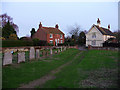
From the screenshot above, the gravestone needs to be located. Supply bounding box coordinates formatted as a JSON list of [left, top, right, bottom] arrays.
[[58, 48, 60, 53], [54, 50, 57, 54], [3, 51, 12, 65], [18, 52, 25, 63], [61, 47, 62, 52], [50, 48, 53, 55], [46, 50, 49, 56], [42, 50, 46, 57], [29, 47, 35, 60], [36, 49, 40, 59], [64, 47, 66, 51]]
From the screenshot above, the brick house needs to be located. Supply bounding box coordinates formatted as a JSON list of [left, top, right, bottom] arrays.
[[32, 22, 65, 46]]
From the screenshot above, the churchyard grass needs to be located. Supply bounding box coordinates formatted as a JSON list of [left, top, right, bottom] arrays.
[[2, 48, 79, 88], [39, 50, 118, 88]]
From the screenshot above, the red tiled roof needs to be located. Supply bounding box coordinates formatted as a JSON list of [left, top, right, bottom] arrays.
[[40, 27, 64, 35]]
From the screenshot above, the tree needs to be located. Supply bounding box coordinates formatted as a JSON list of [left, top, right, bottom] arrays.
[[9, 34, 17, 40], [0, 13, 19, 33], [2, 20, 17, 39], [30, 28, 36, 38], [78, 31, 86, 45], [68, 24, 81, 44]]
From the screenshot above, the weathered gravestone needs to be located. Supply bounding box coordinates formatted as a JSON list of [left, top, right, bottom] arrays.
[[58, 48, 60, 53], [29, 47, 35, 60], [3, 51, 12, 65], [36, 49, 40, 59], [61, 47, 62, 52], [50, 48, 53, 55], [42, 50, 46, 57], [18, 52, 25, 63], [46, 50, 49, 56], [54, 50, 57, 54], [64, 47, 66, 51]]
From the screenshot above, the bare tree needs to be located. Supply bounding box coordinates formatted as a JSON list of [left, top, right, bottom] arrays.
[[0, 13, 19, 33]]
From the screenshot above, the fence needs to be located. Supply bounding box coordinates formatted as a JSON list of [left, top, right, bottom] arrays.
[[1, 46, 78, 66], [88, 45, 119, 51]]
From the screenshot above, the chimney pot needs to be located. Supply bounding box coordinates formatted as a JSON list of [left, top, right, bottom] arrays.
[[39, 22, 42, 28], [55, 24, 59, 29], [97, 18, 101, 26], [108, 24, 110, 30]]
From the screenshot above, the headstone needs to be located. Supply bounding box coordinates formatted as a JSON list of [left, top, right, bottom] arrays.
[[50, 48, 53, 55], [61, 47, 62, 51], [36, 49, 40, 59], [42, 50, 46, 57], [29, 47, 35, 60], [46, 50, 49, 56], [58, 48, 60, 53], [54, 50, 57, 54], [64, 47, 66, 51], [3, 51, 12, 65], [18, 52, 25, 63]]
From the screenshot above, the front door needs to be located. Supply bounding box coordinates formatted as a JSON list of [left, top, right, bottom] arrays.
[[55, 39, 57, 46]]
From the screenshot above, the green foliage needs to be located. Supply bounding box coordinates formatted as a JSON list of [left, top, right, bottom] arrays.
[[78, 31, 86, 45], [2, 21, 17, 39], [2, 40, 33, 47], [9, 34, 18, 40]]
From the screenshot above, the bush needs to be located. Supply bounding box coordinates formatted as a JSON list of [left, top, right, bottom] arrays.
[[2, 40, 33, 47]]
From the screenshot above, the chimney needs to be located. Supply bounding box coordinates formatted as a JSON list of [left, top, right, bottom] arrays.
[[55, 24, 59, 29], [108, 24, 110, 30], [39, 22, 42, 28], [97, 18, 101, 26]]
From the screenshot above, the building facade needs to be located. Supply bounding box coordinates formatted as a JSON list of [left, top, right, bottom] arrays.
[[32, 22, 65, 46], [86, 18, 115, 47]]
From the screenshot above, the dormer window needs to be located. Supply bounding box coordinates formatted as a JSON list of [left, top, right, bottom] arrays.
[[92, 33, 96, 38], [60, 34, 62, 39], [50, 34, 53, 38]]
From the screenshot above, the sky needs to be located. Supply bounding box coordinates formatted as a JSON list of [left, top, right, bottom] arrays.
[[1, 1, 118, 38]]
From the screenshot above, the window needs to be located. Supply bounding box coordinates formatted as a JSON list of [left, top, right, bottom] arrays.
[[91, 40, 96, 45], [50, 40, 53, 44], [61, 40, 62, 43], [58, 39, 59, 44], [50, 34, 53, 38], [60, 34, 63, 39], [92, 33, 96, 38]]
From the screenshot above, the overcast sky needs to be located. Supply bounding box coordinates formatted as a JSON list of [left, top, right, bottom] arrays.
[[1, 2, 118, 38]]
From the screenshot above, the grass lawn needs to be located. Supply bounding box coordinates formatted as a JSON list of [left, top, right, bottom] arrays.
[[2, 48, 80, 88], [39, 50, 118, 88]]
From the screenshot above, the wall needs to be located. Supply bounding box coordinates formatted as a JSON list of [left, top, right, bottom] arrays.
[[86, 26, 104, 47]]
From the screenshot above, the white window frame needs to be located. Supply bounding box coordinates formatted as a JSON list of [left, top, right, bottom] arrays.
[[92, 33, 96, 38], [91, 40, 96, 45], [50, 40, 53, 44], [50, 34, 53, 38], [60, 34, 63, 39]]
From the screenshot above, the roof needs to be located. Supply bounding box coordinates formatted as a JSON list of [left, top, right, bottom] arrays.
[[94, 24, 114, 36], [39, 27, 64, 35]]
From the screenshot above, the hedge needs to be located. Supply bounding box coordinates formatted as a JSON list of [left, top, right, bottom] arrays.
[[2, 40, 33, 47]]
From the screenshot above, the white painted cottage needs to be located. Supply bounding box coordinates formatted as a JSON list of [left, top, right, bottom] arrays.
[[86, 18, 115, 47]]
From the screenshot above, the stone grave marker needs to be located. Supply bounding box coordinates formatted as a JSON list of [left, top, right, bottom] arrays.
[[18, 52, 25, 63], [36, 49, 40, 59], [29, 47, 35, 60], [61, 47, 62, 52], [3, 51, 12, 65], [42, 50, 46, 57], [50, 48, 53, 55]]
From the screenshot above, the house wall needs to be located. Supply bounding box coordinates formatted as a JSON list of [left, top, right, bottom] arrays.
[[103, 35, 115, 41], [32, 29, 47, 41], [47, 34, 64, 46], [86, 27, 104, 47]]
